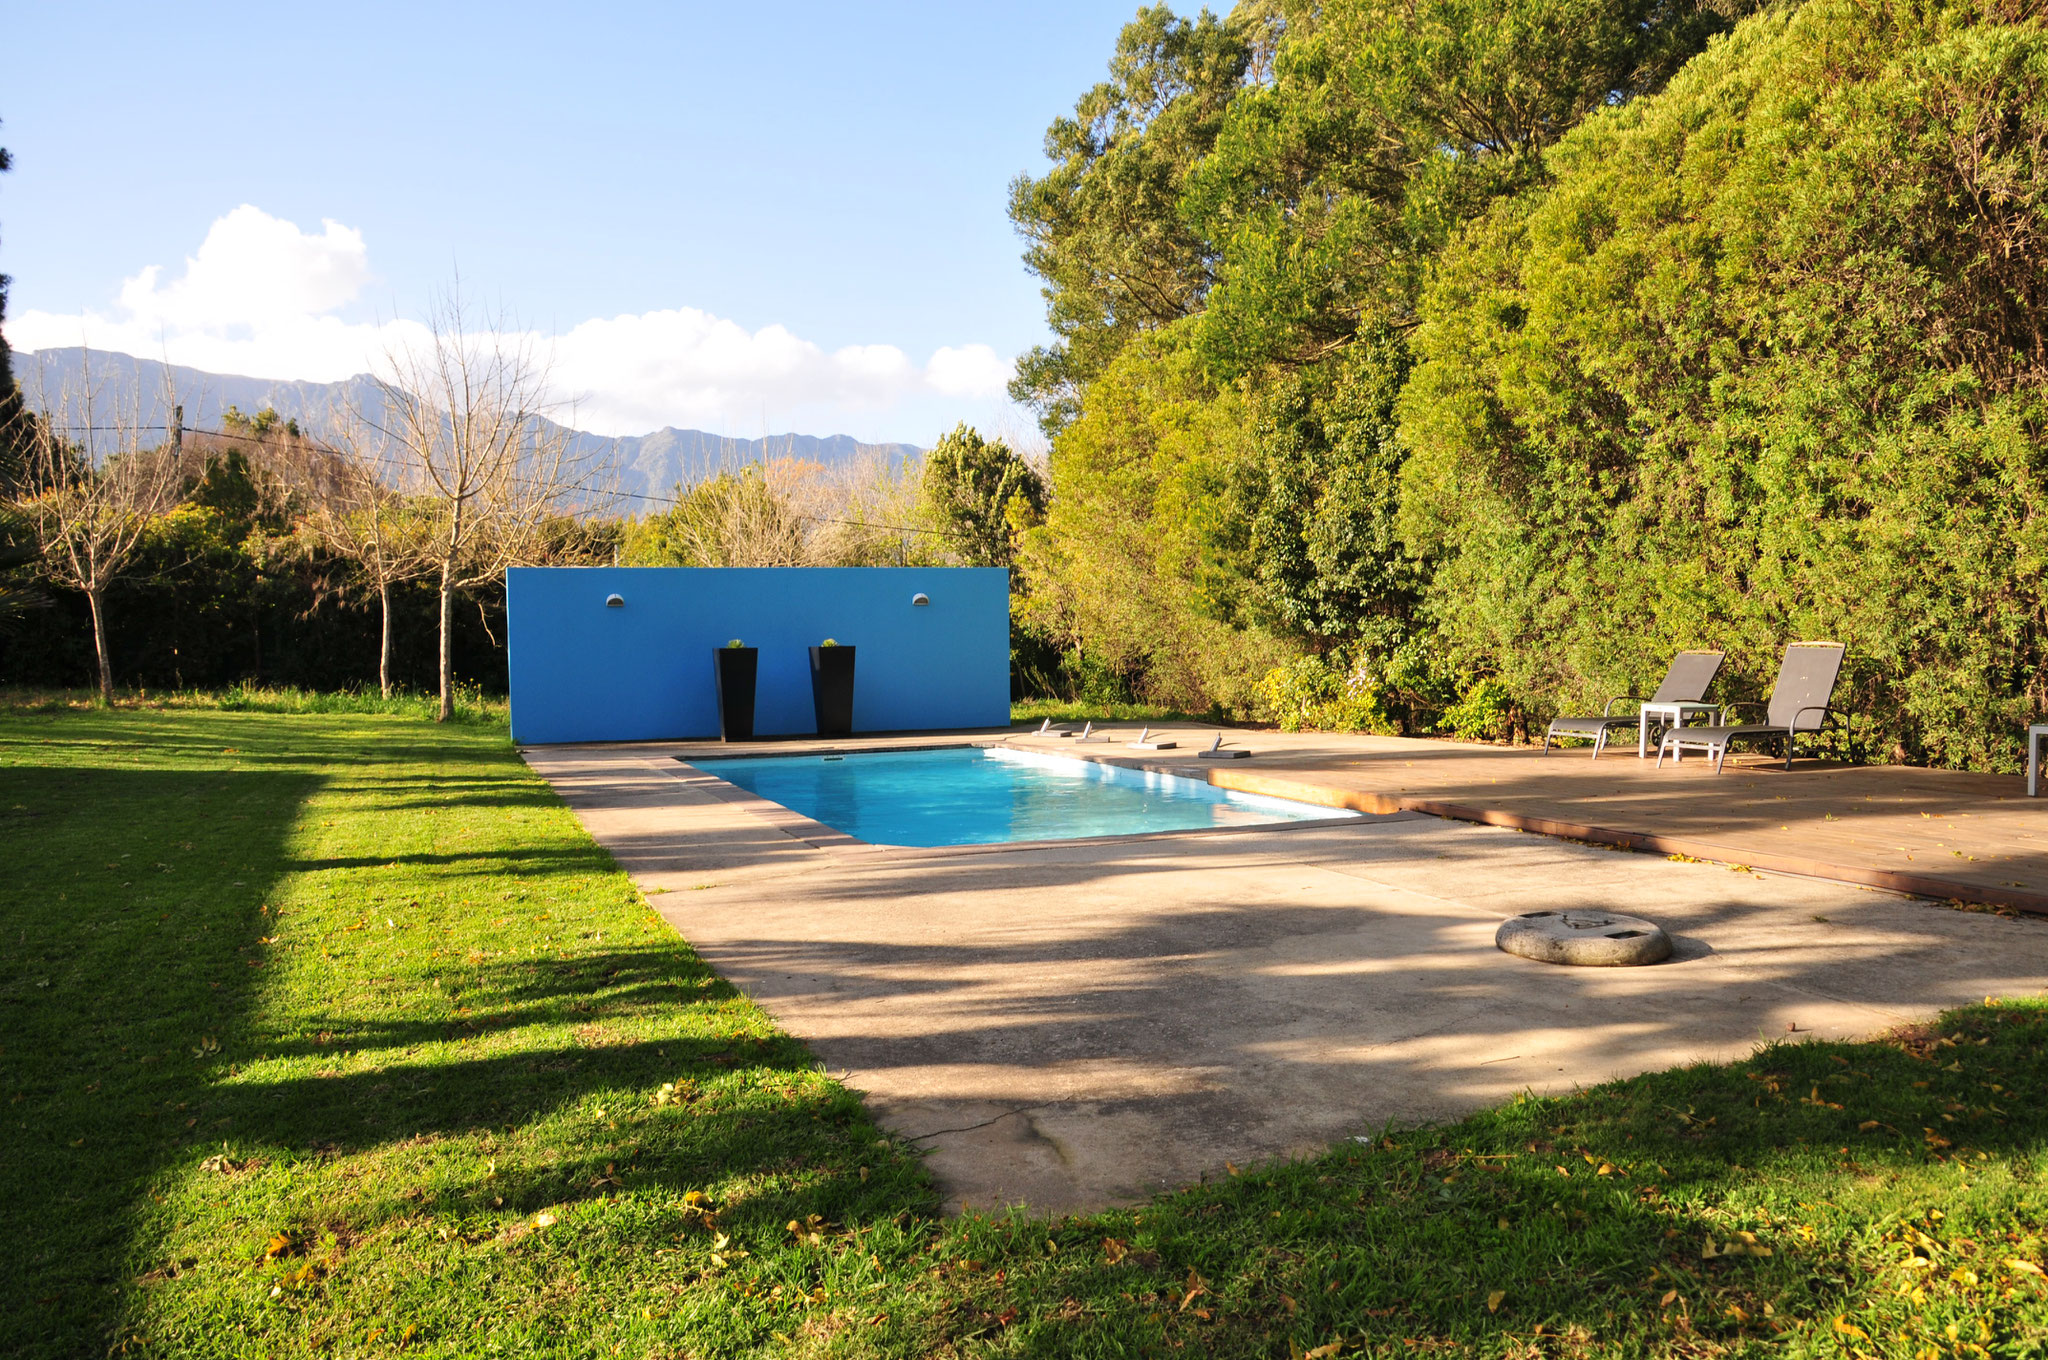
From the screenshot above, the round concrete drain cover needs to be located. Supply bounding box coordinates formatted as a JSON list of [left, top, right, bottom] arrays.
[[1496, 910, 1673, 966]]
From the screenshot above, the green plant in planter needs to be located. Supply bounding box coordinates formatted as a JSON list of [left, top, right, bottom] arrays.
[[820, 638, 839, 647], [726, 639, 745, 648]]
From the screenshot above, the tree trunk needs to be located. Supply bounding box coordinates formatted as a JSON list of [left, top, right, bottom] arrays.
[[86, 585, 113, 707], [378, 578, 394, 699], [437, 561, 455, 723]]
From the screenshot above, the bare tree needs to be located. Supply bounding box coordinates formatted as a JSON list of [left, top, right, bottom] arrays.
[[15, 352, 184, 704], [294, 404, 436, 697], [374, 287, 609, 721]]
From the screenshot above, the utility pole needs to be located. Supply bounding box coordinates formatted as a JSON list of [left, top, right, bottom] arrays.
[[170, 404, 183, 456]]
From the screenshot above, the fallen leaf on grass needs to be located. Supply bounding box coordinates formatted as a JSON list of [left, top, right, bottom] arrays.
[[1102, 1237, 1128, 1265], [1833, 1315, 1869, 1340], [2007, 1259, 2045, 1276], [1486, 1289, 1506, 1313]]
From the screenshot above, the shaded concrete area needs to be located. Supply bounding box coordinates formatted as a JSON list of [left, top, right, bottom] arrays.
[[523, 736, 2048, 1216]]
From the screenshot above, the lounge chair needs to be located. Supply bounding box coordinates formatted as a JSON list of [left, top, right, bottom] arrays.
[[1542, 650, 1725, 760], [1655, 642, 1846, 773]]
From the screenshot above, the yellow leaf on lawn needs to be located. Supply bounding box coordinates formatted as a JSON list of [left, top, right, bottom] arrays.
[[1660, 1289, 1679, 1306], [1305, 1343, 1343, 1359], [1833, 1315, 1870, 1340], [2007, 1258, 2045, 1276], [1858, 1120, 1881, 1131], [1486, 1289, 1506, 1313], [532, 1212, 557, 1228]]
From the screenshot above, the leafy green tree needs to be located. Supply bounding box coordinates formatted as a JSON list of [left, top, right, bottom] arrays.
[[0, 503, 47, 625], [1399, 0, 2048, 769], [1008, 0, 1759, 716], [1185, 0, 1757, 382], [1007, 4, 1275, 433], [1016, 328, 1288, 709], [1233, 328, 1415, 642], [917, 424, 1047, 568]]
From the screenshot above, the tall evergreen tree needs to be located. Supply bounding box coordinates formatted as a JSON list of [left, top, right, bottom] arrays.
[[0, 122, 26, 497]]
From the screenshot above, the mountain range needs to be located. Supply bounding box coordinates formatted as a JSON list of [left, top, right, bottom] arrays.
[[13, 347, 923, 508]]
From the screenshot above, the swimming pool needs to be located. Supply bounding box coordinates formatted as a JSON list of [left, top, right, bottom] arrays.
[[686, 746, 1355, 848]]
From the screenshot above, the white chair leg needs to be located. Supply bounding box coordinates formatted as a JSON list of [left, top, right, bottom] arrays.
[[1592, 727, 1607, 760]]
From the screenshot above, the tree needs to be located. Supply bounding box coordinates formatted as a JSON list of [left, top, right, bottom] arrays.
[[624, 463, 811, 568], [294, 404, 435, 697], [0, 502, 47, 625], [0, 120, 30, 498], [917, 424, 1047, 568], [1007, 4, 1272, 433], [14, 354, 185, 704], [373, 289, 609, 722]]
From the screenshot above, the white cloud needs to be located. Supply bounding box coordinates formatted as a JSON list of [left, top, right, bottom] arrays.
[[116, 204, 371, 330], [11, 205, 1017, 439]]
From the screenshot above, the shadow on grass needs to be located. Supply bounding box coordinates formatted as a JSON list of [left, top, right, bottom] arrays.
[[0, 762, 316, 1358], [0, 722, 933, 1359]]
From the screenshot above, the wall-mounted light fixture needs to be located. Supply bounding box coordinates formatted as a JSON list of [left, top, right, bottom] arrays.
[[911, 592, 930, 607], [605, 593, 625, 608]]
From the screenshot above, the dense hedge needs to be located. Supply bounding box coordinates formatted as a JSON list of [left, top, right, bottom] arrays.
[[1400, 0, 2048, 768], [0, 503, 507, 696], [1008, 0, 2048, 771]]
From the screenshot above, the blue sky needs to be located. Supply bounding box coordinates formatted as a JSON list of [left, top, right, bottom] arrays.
[[2, 2, 1140, 443]]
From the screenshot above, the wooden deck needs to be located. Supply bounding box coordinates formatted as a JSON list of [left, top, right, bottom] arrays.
[[1007, 726, 2047, 915]]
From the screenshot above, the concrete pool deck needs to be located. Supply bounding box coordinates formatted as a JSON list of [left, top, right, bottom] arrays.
[[522, 728, 2048, 1215]]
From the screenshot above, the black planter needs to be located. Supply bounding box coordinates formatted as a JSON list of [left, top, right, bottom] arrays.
[[713, 647, 758, 741], [808, 645, 856, 736]]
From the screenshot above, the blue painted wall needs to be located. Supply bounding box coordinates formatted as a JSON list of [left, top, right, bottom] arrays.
[[506, 566, 1011, 744]]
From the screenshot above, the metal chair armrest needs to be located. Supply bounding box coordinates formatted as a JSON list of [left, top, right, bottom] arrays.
[[1790, 705, 1832, 731], [1602, 695, 1640, 717]]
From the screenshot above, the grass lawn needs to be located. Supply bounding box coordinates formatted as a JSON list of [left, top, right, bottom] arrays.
[[4, 703, 2045, 1358]]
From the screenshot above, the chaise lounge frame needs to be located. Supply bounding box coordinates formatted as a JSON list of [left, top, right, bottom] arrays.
[[1654, 641, 1847, 774], [1542, 650, 1725, 761]]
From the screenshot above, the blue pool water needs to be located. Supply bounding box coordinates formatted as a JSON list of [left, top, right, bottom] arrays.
[[687, 746, 1355, 848]]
